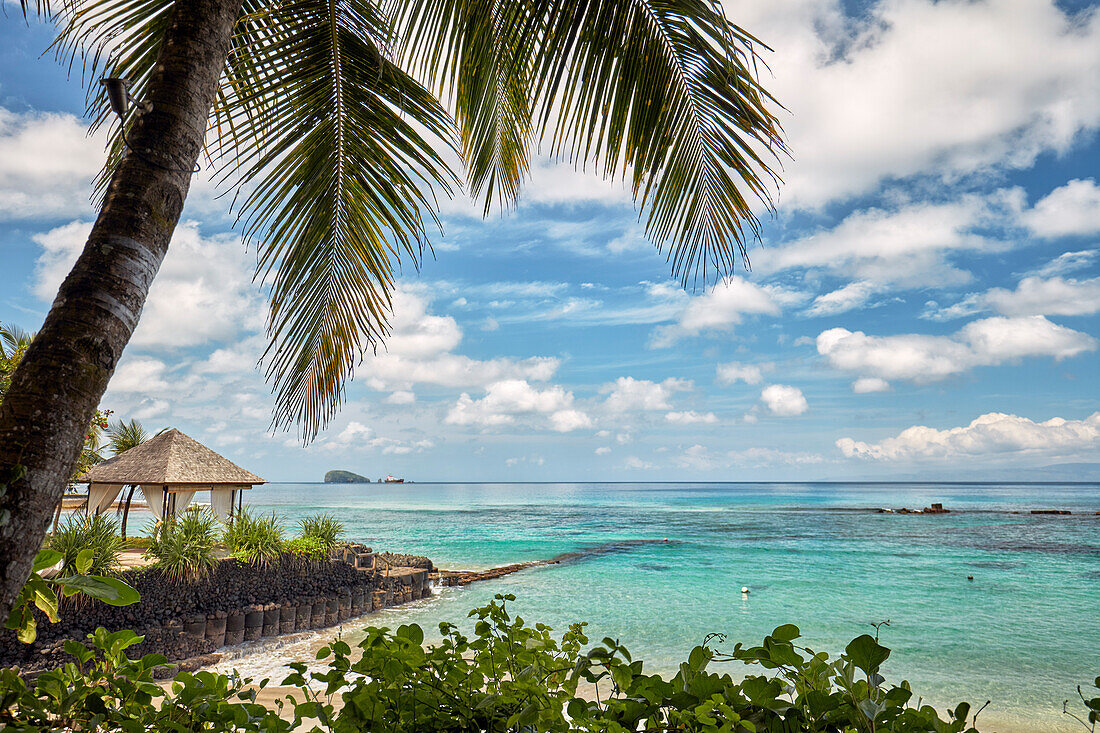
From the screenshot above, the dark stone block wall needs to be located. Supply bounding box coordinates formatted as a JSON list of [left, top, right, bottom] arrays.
[[0, 554, 432, 676]]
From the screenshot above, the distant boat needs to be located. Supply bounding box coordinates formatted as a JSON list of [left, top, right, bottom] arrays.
[[380, 475, 405, 484]]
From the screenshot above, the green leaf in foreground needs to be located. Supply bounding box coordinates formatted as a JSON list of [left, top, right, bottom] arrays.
[[55, 574, 141, 606], [846, 633, 891, 676]]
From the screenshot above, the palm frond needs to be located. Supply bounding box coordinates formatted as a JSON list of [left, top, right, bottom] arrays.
[[396, 0, 537, 213], [537, 0, 787, 283], [213, 0, 460, 438], [107, 418, 148, 455]]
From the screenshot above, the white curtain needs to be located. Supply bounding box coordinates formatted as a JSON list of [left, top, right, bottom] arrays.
[[140, 484, 166, 521], [170, 490, 197, 516], [87, 483, 123, 515], [210, 489, 235, 520]]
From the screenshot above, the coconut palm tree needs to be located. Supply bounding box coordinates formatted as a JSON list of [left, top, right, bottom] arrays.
[[106, 419, 151, 455], [0, 0, 787, 615]]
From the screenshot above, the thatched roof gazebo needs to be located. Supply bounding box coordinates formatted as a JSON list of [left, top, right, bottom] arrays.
[[76, 428, 265, 535]]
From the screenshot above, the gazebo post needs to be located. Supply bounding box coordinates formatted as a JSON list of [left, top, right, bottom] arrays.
[[120, 484, 138, 539]]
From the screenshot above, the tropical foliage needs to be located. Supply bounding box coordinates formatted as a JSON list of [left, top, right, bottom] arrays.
[[7, 597, 1091, 732], [3, 544, 139, 645], [0, 324, 33, 397], [47, 513, 124, 578], [222, 509, 285, 567], [298, 513, 344, 553], [143, 509, 220, 581], [106, 419, 150, 456], [38, 0, 787, 439]]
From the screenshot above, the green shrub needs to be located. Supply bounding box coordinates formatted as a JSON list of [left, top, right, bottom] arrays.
[[48, 513, 123, 577], [3, 597, 1096, 732], [144, 509, 219, 581], [283, 536, 327, 561], [223, 508, 284, 567], [297, 513, 343, 552]]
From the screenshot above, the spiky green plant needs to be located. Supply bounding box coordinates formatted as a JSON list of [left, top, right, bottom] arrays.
[[107, 419, 149, 456], [48, 513, 124, 578], [298, 513, 344, 554], [144, 509, 219, 581], [223, 508, 285, 567]]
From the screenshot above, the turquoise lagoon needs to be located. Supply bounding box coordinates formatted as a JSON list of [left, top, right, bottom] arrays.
[[239, 482, 1099, 731]]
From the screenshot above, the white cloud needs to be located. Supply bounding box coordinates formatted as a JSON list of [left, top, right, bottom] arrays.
[[445, 379, 589, 432], [1023, 179, 1100, 238], [359, 289, 560, 390], [817, 316, 1096, 382], [650, 276, 797, 346], [107, 357, 172, 394], [756, 195, 1013, 289], [601, 377, 692, 411], [677, 443, 823, 469], [665, 411, 718, 425], [1035, 249, 1097, 278], [759, 384, 808, 416], [33, 220, 264, 348], [594, 446, 611, 455], [983, 276, 1100, 317], [804, 281, 879, 316], [715, 361, 767, 385], [384, 390, 416, 405], [728, 0, 1100, 209], [852, 377, 891, 394], [838, 411, 1100, 460], [0, 108, 105, 221], [623, 456, 656, 470], [549, 409, 593, 432]]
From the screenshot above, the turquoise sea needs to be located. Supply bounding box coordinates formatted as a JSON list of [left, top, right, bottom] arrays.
[[234, 482, 1099, 732]]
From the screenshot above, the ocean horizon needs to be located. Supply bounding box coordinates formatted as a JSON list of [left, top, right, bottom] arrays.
[[208, 480, 1100, 733]]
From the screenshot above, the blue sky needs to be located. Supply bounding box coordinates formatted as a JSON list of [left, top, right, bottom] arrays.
[[1, 0, 1099, 482]]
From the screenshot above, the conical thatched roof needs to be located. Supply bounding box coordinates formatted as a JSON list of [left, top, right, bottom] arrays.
[[79, 428, 265, 485]]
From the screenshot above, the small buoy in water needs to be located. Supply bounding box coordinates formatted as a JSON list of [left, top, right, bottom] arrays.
[[663, 538, 669, 542], [967, 575, 974, 581], [740, 586, 750, 594]]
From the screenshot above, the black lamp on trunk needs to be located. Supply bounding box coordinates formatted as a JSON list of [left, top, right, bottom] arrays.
[[97, 76, 198, 173], [100, 77, 131, 119]]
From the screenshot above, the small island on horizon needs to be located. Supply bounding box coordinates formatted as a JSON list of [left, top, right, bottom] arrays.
[[324, 469, 370, 484]]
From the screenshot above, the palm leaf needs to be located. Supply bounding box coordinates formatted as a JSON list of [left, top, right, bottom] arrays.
[[214, 0, 459, 438], [399, 0, 787, 283], [396, 0, 537, 213]]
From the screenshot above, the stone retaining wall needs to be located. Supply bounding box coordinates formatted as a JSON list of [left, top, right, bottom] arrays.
[[2, 556, 432, 676]]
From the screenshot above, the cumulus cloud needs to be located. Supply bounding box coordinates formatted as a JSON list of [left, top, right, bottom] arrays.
[[359, 289, 561, 390], [665, 411, 718, 425], [727, 0, 1100, 209], [384, 390, 416, 405], [837, 411, 1100, 460], [33, 220, 265, 348], [1022, 179, 1100, 238], [804, 281, 880, 316], [601, 377, 692, 411], [445, 379, 590, 432], [107, 357, 173, 394], [1035, 250, 1097, 278], [0, 108, 105, 221], [715, 362, 767, 385], [818, 316, 1095, 383], [677, 443, 823, 470], [756, 195, 1014, 289], [982, 276, 1100, 317], [759, 384, 808, 416], [650, 276, 798, 346], [852, 377, 891, 394]]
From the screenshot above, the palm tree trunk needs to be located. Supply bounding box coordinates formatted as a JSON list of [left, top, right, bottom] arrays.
[[0, 0, 241, 618]]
